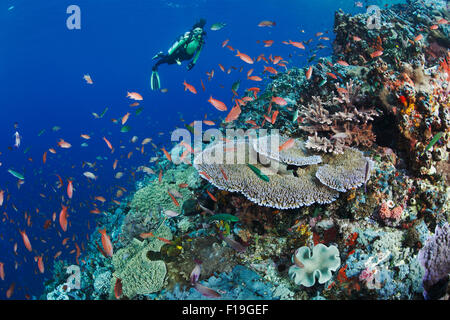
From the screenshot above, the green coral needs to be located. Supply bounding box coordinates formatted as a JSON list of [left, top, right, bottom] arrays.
[[130, 165, 199, 215], [110, 224, 172, 298]]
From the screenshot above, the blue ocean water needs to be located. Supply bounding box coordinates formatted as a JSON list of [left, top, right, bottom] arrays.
[[0, 0, 400, 299]]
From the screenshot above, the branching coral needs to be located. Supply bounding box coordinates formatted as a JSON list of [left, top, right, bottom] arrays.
[[297, 81, 380, 153]]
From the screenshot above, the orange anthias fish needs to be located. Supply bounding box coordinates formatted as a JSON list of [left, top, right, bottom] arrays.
[[306, 66, 313, 80], [258, 20, 276, 27], [235, 50, 254, 64], [208, 96, 227, 111], [183, 80, 197, 94], [248, 75, 262, 81], [59, 205, 68, 232], [262, 40, 274, 47], [168, 191, 180, 207], [36, 256, 44, 274], [42, 151, 47, 164], [370, 50, 383, 58], [162, 148, 172, 162], [222, 39, 229, 47], [83, 74, 93, 84], [289, 40, 305, 49], [57, 139, 71, 148], [203, 120, 215, 126], [0, 190, 4, 206], [103, 136, 113, 150], [271, 96, 287, 106], [94, 196, 106, 203], [327, 72, 338, 80], [206, 190, 217, 202], [114, 278, 122, 299], [264, 66, 277, 74], [0, 262, 4, 280], [336, 60, 349, 66], [271, 110, 279, 124], [126, 91, 143, 101], [80, 134, 91, 139], [279, 138, 295, 151], [225, 105, 241, 123], [19, 230, 32, 252], [414, 34, 423, 42], [99, 229, 113, 257], [200, 79, 206, 91], [67, 180, 73, 199], [121, 112, 130, 125]]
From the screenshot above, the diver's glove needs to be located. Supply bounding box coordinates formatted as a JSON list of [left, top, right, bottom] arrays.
[[187, 62, 195, 70]]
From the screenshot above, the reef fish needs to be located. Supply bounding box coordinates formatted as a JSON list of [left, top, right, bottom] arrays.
[[421, 132, 443, 156], [247, 164, 269, 182], [98, 229, 113, 257], [8, 169, 24, 180]]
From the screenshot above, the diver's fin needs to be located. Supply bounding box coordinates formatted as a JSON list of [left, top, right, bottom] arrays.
[[151, 71, 161, 91]]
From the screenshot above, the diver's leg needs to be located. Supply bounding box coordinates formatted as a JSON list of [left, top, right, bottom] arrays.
[[151, 60, 164, 90]]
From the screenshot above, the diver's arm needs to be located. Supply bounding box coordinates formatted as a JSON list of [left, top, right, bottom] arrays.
[[187, 43, 203, 70]]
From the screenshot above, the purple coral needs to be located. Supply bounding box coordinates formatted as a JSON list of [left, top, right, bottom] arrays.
[[418, 223, 450, 299]]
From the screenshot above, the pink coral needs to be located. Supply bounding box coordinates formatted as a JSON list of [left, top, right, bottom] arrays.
[[379, 202, 391, 219], [390, 206, 403, 220]]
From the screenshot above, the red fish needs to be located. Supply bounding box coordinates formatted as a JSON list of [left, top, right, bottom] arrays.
[[236, 50, 254, 64], [126, 92, 143, 101], [162, 148, 172, 162], [183, 80, 197, 94], [222, 39, 229, 47], [168, 191, 180, 207], [271, 110, 279, 124], [67, 180, 73, 199], [262, 40, 274, 47], [0, 262, 5, 280], [208, 96, 227, 111], [279, 138, 295, 151], [327, 72, 338, 79], [336, 60, 349, 66], [271, 96, 287, 106], [114, 278, 122, 299], [248, 75, 262, 81], [289, 40, 305, 49], [370, 50, 383, 58], [264, 66, 277, 74], [36, 256, 44, 274], [59, 205, 68, 232], [99, 229, 113, 257], [206, 190, 217, 202], [225, 104, 241, 123], [19, 230, 32, 252], [258, 20, 276, 27], [103, 136, 113, 150]]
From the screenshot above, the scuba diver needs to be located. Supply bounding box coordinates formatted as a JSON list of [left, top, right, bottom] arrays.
[[151, 19, 207, 90]]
